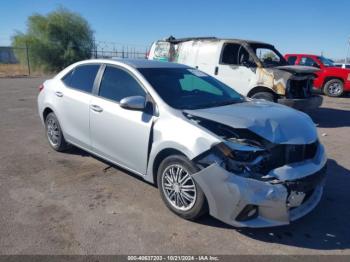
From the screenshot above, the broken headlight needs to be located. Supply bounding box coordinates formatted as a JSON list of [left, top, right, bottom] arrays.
[[195, 142, 268, 176]]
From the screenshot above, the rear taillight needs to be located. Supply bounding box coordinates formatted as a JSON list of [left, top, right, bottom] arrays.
[[38, 84, 44, 92]]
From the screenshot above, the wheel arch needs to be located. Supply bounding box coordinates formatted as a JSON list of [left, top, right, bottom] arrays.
[[322, 76, 344, 87], [151, 148, 187, 187], [247, 86, 277, 98], [43, 107, 54, 121]]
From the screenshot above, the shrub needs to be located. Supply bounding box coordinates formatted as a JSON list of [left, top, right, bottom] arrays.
[[12, 7, 94, 72]]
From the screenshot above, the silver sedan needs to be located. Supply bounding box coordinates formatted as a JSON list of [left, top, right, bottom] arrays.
[[38, 59, 327, 228]]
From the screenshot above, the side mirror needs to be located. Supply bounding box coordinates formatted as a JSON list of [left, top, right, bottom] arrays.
[[241, 60, 249, 67], [120, 96, 146, 111], [312, 63, 320, 68], [242, 60, 255, 68]]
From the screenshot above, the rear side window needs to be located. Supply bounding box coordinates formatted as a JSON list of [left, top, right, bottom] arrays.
[[346, 65, 350, 69], [98, 66, 146, 102], [299, 57, 317, 67], [287, 56, 297, 65], [62, 64, 100, 93]]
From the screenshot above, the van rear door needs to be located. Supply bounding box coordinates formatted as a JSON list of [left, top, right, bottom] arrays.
[[148, 41, 173, 61]]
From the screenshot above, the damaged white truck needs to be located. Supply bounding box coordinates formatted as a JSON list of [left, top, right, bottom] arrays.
[[148, 37, 323, 110]]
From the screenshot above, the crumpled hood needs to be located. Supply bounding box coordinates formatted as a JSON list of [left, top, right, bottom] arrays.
[[185, 100, 317, 144], [274, 65, 319, 74]]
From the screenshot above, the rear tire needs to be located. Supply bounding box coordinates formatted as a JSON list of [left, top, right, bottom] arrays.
[[157, 155, 207, 220], [45, 112, 70, 152], [251, 91, 275, 102], [323, 79, 344, 97]]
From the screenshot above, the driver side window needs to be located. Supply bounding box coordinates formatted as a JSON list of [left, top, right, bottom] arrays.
[[221, 43, 253, 66]]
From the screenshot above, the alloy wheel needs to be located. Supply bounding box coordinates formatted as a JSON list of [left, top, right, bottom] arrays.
[[161, 164, 197, 211], [327, 82, 342, 96], [46, 116, 61, 147]]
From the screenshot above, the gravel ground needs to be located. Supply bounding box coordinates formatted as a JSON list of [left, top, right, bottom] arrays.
[[0, 77, 349, 255]]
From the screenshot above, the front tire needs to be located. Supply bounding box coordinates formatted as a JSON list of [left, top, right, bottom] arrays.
[[323, 79, 344, 97], [45, 112, 70, 152], [157, 155, 207, 220]]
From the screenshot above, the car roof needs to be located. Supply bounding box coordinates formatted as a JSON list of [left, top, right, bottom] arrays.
[[84, 58, 190, 69], [118, 58, 190, 68], [56, 59, 191, 80]]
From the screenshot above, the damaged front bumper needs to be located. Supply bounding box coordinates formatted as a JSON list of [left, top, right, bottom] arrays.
[[192, 144, 327, 228], [277, 95, 323, 111]]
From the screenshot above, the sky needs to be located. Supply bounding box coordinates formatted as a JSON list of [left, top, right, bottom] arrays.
[[1, 0, 350, 59]]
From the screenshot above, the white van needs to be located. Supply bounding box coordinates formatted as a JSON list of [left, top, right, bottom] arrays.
[[148, 37, 322, 110]]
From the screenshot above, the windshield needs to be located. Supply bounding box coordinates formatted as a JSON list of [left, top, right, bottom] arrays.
[[250, 44, 288, 67], [139, 68, 243, 110], [318, 56, 335, 67]]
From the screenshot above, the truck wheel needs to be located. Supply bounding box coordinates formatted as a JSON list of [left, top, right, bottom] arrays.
[[323, 79, 344, 97], [251, 92, 275, 102], [157, 155, 207, 220]]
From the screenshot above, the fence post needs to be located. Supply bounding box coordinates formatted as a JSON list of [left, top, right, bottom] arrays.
[[25, 42, 31, 75], [94, 38, 98, 58]]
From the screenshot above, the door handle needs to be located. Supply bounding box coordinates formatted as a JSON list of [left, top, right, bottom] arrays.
[[90, 104, 103, 113], [55, 91, 63, 97], [214, 66, 219, 75]]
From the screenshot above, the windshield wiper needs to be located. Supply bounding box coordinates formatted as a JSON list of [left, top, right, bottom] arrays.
[[193, 99, 241, 109], [217, 99, 241, 106]]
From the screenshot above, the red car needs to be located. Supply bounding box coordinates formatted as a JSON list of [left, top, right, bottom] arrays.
[[285, 54, 350, 97]]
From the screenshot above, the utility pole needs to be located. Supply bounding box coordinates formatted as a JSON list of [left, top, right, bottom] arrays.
[[346, 36, 350, 63]]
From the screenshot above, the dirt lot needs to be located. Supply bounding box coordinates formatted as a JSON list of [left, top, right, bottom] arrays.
[[0, 77, 349, 255], [0, 64, 45, 78], [0, 64, 29, 77]]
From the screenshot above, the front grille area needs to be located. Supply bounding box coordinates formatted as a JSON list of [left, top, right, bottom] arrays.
[[285, 165, 326, 209], [286, 79, 313, 98], [259, 140, 319, 174], [284, 164, 327, 193]]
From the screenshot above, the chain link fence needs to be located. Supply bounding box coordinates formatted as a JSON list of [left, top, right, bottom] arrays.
[[0, 43, 149, 77], [92, 40, 148, 59], [0, 46, 30, 76], [91, 49, 147, 59]]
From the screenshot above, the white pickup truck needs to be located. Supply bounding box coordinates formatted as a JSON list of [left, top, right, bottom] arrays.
[[148, 36, 322, 110]]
